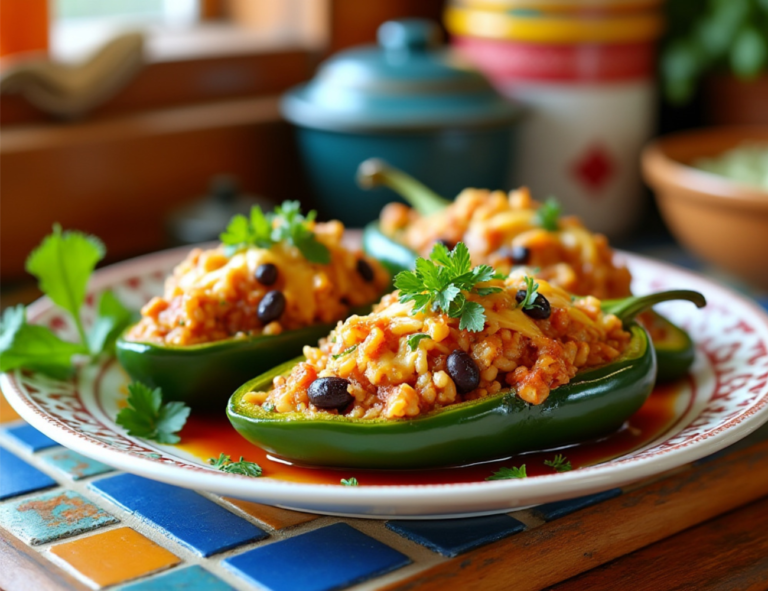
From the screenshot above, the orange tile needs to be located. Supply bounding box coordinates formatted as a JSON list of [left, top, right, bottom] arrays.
[[50, 527, 180, 587], [0, 388, 21, 423], [222, 497, 318, 530]]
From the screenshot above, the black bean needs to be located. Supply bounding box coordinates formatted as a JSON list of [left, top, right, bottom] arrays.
[[499, 245, 531, 265], [308, 377, 353, 410], [446, 350, 481, 394], [255, 263, 278, 286], [435, 238, 454, 249], [515, 290, 551, 320], [356, 259, 375, 283], [257, 290, 286, 324]]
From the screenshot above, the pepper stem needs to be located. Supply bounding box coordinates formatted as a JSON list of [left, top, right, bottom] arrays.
[[602, 290, 707, 326], [356, 158, 451, 216]]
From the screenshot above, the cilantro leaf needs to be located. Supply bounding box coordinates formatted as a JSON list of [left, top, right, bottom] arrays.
[[116, 382, 190, 444], [341, 477, 359, 486], [332, 345, 357, 359], [220, 207, 273, 254], [459, 301, 486, 332], [25, 224, 105, 345], [476, 287, 503, 296], [486, 465, 527, 480], [0, 305, 87, 379], [271, 201, 330, 264], [434, 284, 460, 311], [250, 206, 273, 243], [220, 201, 330, 264], [395, 242, 502, 333], [208, 453, 263, 477], [534, 197, 561, 232], [544, 454, 572, 473], [88, 290, 134, 355], [407, 333, 432, 350], [394, 270, 423, 293], [517, 276, 540, 311]]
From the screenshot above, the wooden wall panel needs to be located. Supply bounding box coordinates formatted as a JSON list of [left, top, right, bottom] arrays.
[[1, 96, 307, 280]]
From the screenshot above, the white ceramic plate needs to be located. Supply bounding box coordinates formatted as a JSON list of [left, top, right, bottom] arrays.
[[4, 246, 768, 519]]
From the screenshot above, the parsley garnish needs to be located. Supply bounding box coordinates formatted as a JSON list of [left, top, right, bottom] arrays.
[[116, 382, 190, 444], [407, 333, 432, 350], [341, 477, 359, 486], [534, 197, 561, 232], [544, 454, 572, 473], [517, 276, 540, 311], [332, 345, 357, 359], [486, 465, 527, 480], [208, 453, 263, 477], [0, 225, 134, 378], [0, 306, 87, 379], [262, 402, 276, 413], [219, 201, 330, 264], [394, 243, 502, 332]]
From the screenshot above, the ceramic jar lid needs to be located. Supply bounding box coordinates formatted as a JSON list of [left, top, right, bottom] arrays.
[[281, 19, 522, 132]]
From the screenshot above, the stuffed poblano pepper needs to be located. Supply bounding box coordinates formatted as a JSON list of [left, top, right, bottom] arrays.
[[116, 202, 389, 407], [227, 243, 705, 469], [358, 159, 697, 382]]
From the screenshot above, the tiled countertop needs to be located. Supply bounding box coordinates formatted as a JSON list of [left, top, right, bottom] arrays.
[[3, 397, 768, 591]]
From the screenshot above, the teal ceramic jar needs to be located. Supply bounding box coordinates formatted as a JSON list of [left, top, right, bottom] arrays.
[[281, 19, 523, 227]]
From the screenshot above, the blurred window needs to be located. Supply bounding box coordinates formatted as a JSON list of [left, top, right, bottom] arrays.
[[52, 0, 201, 61]]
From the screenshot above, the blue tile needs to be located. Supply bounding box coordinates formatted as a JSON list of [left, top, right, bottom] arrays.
[[4, 424, 59, 452], [223, 523, 410, 591], [386, 514, 526, 557], [0, 447, 57, 500], [531, 488, 622, 522], [89, 473, 267, 557], [41, 448, 113, 480], [117, 565, 235, 591], [0, 489, 118, 545]]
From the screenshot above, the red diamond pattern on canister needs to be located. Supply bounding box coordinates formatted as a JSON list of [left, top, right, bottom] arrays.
[[571, 144, 616, 194]]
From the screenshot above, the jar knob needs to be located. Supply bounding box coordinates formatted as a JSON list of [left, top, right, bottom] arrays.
[[377, 19, 442, 53]]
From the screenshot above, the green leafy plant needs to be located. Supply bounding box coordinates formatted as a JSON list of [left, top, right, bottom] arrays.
[[116, 382, 190, 444], [395, 242, 502, 332], [486, 465, 527, 480], [544, 454, 572, 473], [0, 225, 134, 378], [341, 477, 359, 486], [208, 453, 263, 477], [662, 0, 768, 104], [220, 200, 330, 264]]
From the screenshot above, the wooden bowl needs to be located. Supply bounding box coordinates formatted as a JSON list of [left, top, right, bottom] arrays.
[[642, 127, 768, 289]]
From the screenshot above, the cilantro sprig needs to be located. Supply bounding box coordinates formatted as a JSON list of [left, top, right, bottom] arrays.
[[0, 225, 134, 379], [544, 454, 572, 473], [341, 477, 359, 486], [517, 276, 540, 311], [394, 243, 502, 332], [534, 197, 561, 232], [220, 201, 330, 264], [116, 382, 190, 444], [208, 453, 263, 477], [486, 465, 527, 480]]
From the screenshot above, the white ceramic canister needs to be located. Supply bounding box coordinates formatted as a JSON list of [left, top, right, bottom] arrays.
[[446, 3, 663, 237]]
